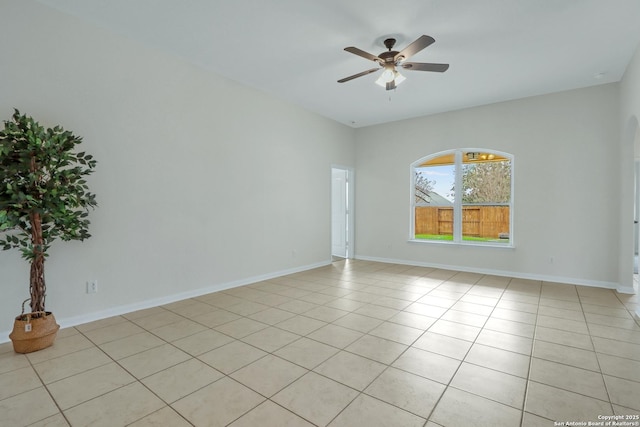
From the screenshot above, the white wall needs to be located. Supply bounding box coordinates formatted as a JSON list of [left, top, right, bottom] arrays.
[[355, 84, 621, 288], [619, 43, 640, 295], [0, 1, 355, 339]]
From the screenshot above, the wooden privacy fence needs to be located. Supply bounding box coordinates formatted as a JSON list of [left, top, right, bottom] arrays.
[[415, 206, 510, 238]]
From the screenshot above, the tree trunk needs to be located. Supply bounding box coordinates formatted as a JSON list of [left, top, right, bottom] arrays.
[[30, 211, 46, 313]]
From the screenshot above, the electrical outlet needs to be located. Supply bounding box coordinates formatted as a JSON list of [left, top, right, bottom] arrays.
[[87, 280, 98, 294]]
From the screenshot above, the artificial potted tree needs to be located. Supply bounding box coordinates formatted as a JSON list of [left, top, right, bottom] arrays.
[[0, 109, 97, 353]]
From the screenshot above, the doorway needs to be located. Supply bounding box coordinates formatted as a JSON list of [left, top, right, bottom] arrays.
[[635, 159, 639, 284], [634, 126, 640, 291], [331, 167, 353, 260]]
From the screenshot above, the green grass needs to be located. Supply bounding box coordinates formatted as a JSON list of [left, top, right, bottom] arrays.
[[415, 234, 509, 243]]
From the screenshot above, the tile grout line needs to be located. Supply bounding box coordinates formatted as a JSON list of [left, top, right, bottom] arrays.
[[522, 280, 554, 425], [22, 346, 74, 427], [413, 272, 520, 424], [577, 288, 617, 416], [316, 268, 459, 427], [71, 326, 199, 427]]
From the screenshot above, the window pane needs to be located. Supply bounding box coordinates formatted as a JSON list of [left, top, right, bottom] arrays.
[[461, 153, 511, 243], [414, 155, 455, 241]]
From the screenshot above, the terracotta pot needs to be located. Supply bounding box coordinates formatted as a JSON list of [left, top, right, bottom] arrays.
[[9, 311, 60, 354]]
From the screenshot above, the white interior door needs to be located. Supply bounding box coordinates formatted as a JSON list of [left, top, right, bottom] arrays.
[[332, 168, 348, 258]]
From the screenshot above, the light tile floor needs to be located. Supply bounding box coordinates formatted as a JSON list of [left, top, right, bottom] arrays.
[[1, 260, 639, 427]]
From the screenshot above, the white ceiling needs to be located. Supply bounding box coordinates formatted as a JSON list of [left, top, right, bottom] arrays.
[[36, 0, 640, 128]]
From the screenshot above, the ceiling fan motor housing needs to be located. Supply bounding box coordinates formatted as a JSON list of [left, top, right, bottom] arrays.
[[381, 38, 400, 63]]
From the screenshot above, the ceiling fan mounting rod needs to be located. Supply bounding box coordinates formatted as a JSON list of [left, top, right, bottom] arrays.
[[383, 38, 396, 50]]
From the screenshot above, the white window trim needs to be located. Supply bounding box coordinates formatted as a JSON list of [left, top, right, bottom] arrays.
[[409, 148, 515, 248]]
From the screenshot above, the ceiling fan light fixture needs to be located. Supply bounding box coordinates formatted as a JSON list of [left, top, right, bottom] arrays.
[[375, 68, 405, 89], [375, 68, 395, 87]]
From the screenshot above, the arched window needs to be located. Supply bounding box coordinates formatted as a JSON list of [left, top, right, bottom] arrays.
[[411, 149, 513, 246]]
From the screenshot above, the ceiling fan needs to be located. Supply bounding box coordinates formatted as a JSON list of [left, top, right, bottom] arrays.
[[337, 35, 449, 90]]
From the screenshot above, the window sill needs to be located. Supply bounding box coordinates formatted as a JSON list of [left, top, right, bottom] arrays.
[[408, 239, 515, 249]]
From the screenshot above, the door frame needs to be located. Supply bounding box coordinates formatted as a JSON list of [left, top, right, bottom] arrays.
[[331, 165, 355, 259]]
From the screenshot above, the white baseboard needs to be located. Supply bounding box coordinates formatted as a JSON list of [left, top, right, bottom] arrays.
[[0, 260, 330, 344], [617, 285, 637, 294], [355, 255, 625, 291]]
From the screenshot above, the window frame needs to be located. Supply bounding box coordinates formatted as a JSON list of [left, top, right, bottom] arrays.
[[409, 148, 514, 247]]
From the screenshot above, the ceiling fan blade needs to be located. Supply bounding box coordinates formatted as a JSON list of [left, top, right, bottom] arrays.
[[401, 62, 449, 72], [337, 68, 380, 83], [395, 35, 435, 61], [344, 47, 381, 63]]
